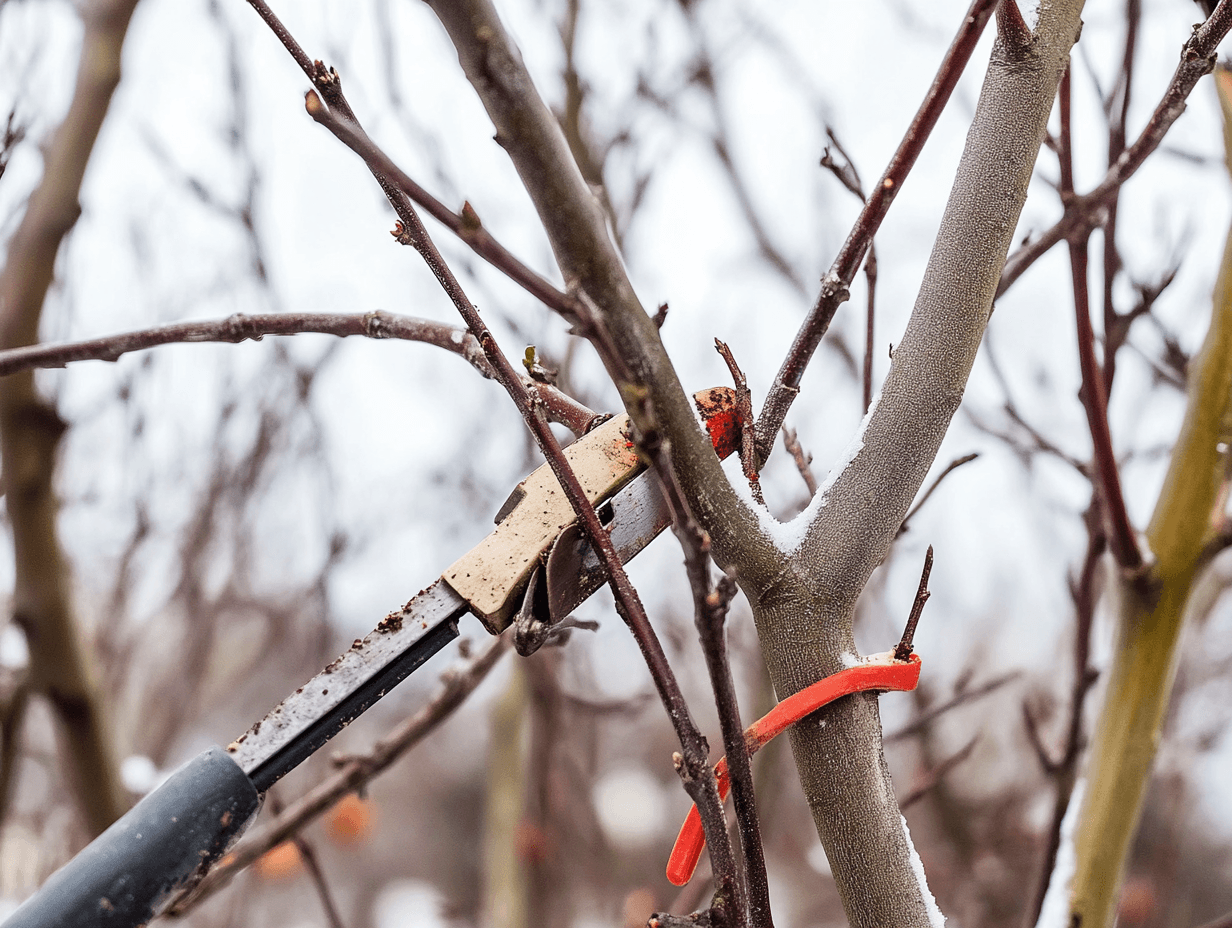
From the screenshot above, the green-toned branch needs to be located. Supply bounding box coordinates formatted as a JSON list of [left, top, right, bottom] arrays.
[[0, 0, 140, 836], [1065, 62, 1232, 928]]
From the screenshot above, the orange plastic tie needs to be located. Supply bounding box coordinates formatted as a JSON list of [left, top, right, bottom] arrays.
[[665, 651, 922, 886]]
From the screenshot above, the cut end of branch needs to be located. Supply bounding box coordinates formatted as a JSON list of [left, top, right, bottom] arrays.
[[995, 0, 1034, 54], [895, 545, 934, 661]]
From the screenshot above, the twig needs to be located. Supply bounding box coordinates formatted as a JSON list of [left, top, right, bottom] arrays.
[[819, 129, 878, 412], [639, 430, 765, 928], [169, 635, 511, 913], [862, 249, 878, 413], [1023, 503, 1105, 926], [1058, 68, 1143, 569], [1100, 0, 1142, 393], [1022, 700, 1062, 774], [0, 311, 492, 378], [780, 427, 818, 497], [293, 837, 347, 928], [715, 339, 763, 507], [898, 734, 979, 809], [885, 671, 1020, 742], [895, 546, 934, 661], [755, 0, 999, 457], [898, 453, 979, 536], [241, 0, 582, 325], [998, 0, 1232, 296], [0, 311, 610, 435]]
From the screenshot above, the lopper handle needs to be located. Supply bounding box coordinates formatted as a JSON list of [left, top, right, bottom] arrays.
[[4, 746, 259, 927]]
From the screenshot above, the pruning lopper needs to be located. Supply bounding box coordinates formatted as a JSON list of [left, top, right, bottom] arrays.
[[5, 388, 743, 928]]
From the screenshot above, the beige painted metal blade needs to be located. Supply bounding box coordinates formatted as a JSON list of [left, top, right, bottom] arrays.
[[444, 414, 640, 632]]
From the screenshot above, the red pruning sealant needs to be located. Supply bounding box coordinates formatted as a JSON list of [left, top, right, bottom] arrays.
[[665, 651, 922, 886]]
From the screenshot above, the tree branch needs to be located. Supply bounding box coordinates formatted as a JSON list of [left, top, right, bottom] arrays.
[[754, 0, 1000, 455], [424, 0, 777, 585], [742, 5, 1084, 925], [1057, 68, 1143, 569], [0, 311, 493, 378], [998, 0, 1232, 296], [243, 0, 582, 324], [0, 0, 140, 837]]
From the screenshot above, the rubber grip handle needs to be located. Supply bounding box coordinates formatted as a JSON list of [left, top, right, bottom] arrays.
[[4, 746, 260, 927]]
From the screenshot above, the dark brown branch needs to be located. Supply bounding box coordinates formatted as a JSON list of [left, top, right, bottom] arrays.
[[715, 339, 763, 507], [898, 453, 980, 536], [0, 311, 493, 378], [781, 427, 818, 497], [1058, 69, 1143, 569], [895, 546, 934, 661], [0, 0, 139, 837], [998, 0, 1232, 296], [244, 0, 582, 324], [171, 635, 511, 913], [1100, 0, 1142, 393], [755, 0, 999, 456], [640, 436, 766, 928]]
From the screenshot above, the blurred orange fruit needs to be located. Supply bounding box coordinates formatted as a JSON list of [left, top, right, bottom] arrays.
[[326, 792, 374, 845], [253, 841, 302, 881], [1117, 875, 1156, 924]]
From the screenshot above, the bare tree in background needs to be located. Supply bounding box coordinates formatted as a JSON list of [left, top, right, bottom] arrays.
[[2, 1, 1232, 928]]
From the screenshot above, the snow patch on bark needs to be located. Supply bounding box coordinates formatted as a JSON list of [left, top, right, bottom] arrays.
[[732, 392, 881, 554], [900, 814, 946, 928], [1034, 779, 1084, 928]]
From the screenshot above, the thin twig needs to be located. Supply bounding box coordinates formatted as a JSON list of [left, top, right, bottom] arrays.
[[0, 311, 492, 378], [640, 435, 766, 928], [293, 837, 347, 928], [1058, 68, 1143, 569], [780, 427, 818, 497], [898, 734, 979, 809], [999, 0, 1232, 296], [862, 249, 878, 413], [715, 339, 763, 507], [169, 635, 511, 913], [898, 453, 979, 536], [1100, 0, 1141, 393], [755, 0, 999, 457], [895, 546, 934, 661], [1023, 502, 1106, 926], [885, 671, 1020, 742], [820, 129, 879, 412], [242, 0, 582, 325], [1022, 700, 1062, 774]]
